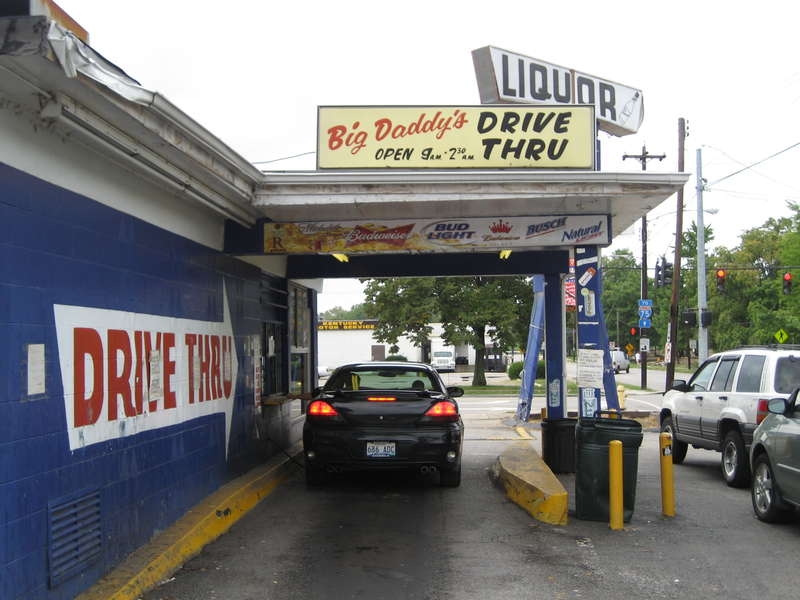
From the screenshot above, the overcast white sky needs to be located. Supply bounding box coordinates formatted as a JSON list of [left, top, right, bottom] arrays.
[[57, 0, 800, 311]]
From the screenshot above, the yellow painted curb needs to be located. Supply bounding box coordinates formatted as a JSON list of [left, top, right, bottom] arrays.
[[491, 441, 568, 525], [77, 445, 303, 600]]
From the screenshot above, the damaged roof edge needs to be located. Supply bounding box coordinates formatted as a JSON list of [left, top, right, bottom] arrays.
[[1, 15, 263, 224]]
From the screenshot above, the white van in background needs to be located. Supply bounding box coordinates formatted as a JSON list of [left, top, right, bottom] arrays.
[[611, 349, 630, 374], [431, 347, 456, 372]]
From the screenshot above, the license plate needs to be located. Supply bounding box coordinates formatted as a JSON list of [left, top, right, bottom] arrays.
[[366, 441, 395, 457]]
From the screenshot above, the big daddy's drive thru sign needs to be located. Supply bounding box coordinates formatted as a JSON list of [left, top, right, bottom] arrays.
[[317, 105, 595, 169], [472, 46, 644, 137]]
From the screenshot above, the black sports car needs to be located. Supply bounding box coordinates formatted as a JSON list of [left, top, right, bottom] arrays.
[[303, 362, 464, 486]]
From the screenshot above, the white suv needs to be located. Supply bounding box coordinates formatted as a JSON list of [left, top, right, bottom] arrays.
[[661, 346, 800, 487]]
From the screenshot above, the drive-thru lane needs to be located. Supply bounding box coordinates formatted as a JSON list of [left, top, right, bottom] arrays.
[[139, 400, 800, 600]]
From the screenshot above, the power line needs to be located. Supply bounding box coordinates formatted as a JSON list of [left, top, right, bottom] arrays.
[[708, 141, 800, 186], [253, 151, 316, 165]]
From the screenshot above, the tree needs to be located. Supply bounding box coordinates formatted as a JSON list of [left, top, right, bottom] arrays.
[[319, 303, 372, 320], [362, 276, 532, 386]]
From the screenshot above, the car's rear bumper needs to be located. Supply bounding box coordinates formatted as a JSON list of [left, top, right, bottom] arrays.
[[303, 423, 463, 471]]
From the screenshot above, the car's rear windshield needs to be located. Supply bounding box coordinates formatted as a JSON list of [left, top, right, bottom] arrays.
[[774, 356, 800, 394], [325, 368, 441, 392], [433, 351, 453, 357]]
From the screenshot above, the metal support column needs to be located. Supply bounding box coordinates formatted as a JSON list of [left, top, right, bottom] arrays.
[[575, 245, 619, 417], [544, 272, 566, 419]]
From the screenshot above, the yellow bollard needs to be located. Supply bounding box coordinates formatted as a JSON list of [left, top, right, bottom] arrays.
[[660, 432, 676, 517], [609, 440, 624, 530], [617, 385, 626, 410]]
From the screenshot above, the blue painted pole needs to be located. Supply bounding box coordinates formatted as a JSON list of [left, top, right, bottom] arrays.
[[516, 275, 545, 422], [544, 273, 565, 419], [575, 246, 619, 417]]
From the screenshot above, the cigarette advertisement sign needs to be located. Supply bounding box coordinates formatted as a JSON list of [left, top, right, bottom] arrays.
[[317, 105, 595, 169], [264, 215, 609, 255], [472, 46, 643, 137]]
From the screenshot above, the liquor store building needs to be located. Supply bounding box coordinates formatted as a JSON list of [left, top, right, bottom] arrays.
[[0, 14, 687, 600]]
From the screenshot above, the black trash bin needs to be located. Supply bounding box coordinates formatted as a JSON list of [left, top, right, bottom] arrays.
[[575, 414, 643, 522], [541, 418, 577, 473]]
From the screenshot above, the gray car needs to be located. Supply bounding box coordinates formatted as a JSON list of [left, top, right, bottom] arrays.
[[750, 388, 800, 522]]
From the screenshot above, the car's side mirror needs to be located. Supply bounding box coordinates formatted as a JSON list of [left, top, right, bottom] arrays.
[[446, 386, 464, 398], [768, 397, 789, 415], [669, 379, 689, 393]]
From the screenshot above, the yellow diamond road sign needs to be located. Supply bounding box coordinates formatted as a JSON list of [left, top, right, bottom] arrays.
[[775, 329, 789, 344], [625, 343, 634, 353]]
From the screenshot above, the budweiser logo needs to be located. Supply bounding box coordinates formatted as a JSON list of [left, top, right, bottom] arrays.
[[345, 224, 414, 247], [490, 220, 512, 233]]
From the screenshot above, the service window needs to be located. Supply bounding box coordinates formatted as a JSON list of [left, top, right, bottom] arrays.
[[710, 358, 739, 392], [689, 358, 719, 392], [735, 355, 766, 393]]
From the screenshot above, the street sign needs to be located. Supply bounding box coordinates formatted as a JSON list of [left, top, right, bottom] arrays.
[[639, 318, 651, 329], [625, 343, 634, 353], [640, 338, 650, 352], [639, 299, 653, 307], [639, 309, 652, 319], [775, 329, 789, 344]]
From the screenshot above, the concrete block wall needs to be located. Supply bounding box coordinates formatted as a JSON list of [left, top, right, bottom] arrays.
[[0, 162, 286, 599]]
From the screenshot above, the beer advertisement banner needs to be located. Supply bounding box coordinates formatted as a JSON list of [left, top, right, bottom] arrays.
[[317, 105, 595, 169], [264, 215, 609, 254]]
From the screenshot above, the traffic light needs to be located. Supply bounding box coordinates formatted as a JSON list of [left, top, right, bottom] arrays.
[[784, 272, 793, 294], [681, 310, 697, 327], [663, 259, 673, 286], [654, 259, 663, 288], [629, 327, 638, 336], [716, 269, 726, 292]]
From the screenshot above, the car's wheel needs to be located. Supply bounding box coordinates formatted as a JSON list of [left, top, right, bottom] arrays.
[[752, 454, 793, 522], [722, 430, 750, 488], [661, 415, 688, 464], [440, 463, 461, 487], [305, 466, 327, 486]]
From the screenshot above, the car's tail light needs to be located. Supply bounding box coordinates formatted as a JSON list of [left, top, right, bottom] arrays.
[[756, 398, 769, 424], [308, 400, 339, 416], [424, 401, 459, 422], [368, 396, 396, 402]]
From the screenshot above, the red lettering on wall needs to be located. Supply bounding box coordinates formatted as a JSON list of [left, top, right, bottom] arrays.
[[144, 331, 161, 412], [74, 328, 104, 427], [222, 336, 233, 398], [200, 335, 211, 402], [185, 333, 197, 404], [107, 329, 136, 420], [211, 335, 221, 400], [163, 333, 176, 409], [134, 331, 144, 414]]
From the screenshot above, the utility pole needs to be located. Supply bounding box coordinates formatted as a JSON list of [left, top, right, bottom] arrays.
[[696, 148, 709, 362], [623, 145, 665, 390], [665, 119, 687, 388]]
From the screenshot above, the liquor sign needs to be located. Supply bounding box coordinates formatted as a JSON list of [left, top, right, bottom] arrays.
[[472, 46, 644, 137], [264, 215, 609, 255], [317, 105, 595, 169]]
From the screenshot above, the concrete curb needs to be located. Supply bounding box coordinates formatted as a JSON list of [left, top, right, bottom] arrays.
[[77, 444, 304, 600], [490, 441, 568, 526]]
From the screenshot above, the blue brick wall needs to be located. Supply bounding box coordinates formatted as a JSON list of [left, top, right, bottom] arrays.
[[0, 162, 286, 599]]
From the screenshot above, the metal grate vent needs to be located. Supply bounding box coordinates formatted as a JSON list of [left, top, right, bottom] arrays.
[[48, 489, 102, 588]]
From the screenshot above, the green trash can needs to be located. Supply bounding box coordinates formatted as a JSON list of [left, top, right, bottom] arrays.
[[575, 414, 643, 522], [541, 418, 577, 473]]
